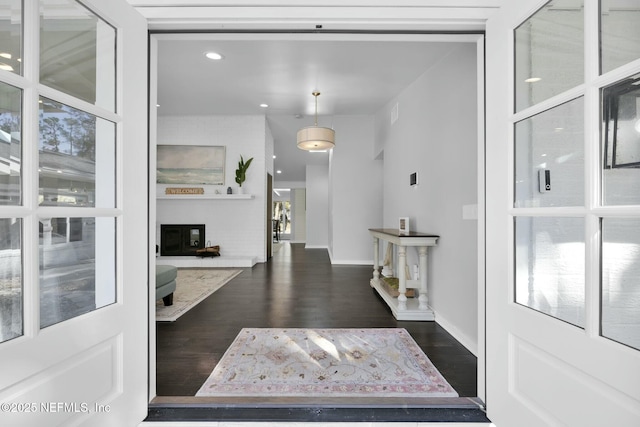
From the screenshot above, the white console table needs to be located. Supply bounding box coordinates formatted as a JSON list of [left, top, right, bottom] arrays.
[[369, 228, 439, 321]]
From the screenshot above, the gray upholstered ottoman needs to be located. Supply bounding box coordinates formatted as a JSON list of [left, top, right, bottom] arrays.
[[156, 265, 177, 306]]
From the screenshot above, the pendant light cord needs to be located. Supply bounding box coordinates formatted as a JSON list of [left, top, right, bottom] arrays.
[[313, 91, 320, 126]]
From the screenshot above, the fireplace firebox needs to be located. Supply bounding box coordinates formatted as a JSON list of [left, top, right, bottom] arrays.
[[160, 224, 205, 256]]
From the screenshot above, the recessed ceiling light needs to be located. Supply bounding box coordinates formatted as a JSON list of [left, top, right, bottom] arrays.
[[0, 52, 11, 59], [0, 63, 14, 71], [260, 103, 269, 108], [273, 155, 276, 159], [205, 51, 224, 60], [525, 77, 542, 83], [277, 170, 282, 174]]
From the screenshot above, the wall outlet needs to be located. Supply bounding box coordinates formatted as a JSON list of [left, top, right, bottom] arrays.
[[462, 204, 478, 220]]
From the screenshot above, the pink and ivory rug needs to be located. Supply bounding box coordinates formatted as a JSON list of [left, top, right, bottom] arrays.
[[196, 328, 458, 397]]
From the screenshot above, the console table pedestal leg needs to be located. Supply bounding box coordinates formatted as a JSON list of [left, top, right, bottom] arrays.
[[371, 236, 380, 285], [397, 245, 407, 311], [418, 246, 429, 310]]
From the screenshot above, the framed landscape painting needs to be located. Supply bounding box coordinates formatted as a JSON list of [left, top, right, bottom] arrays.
[[157, 145, 225, 185]]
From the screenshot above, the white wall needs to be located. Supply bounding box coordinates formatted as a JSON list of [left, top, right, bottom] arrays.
[[376, 44, 479, 353], [305, 164, 329, 248], [328, 115, 383, 264], [156, 115, 268, 262], [291, 188, 306, 243]]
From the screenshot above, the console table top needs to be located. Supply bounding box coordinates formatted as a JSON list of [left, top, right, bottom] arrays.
[[368, 228, 439, 238]]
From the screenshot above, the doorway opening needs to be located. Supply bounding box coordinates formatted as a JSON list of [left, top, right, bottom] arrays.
[[149, 30, 486, 422], [272, 199, 291, 240]]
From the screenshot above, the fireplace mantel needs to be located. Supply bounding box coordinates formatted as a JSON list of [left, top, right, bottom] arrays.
[[157, 194, 253, 200]]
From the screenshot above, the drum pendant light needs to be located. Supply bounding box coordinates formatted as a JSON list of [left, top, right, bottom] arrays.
[[296, 91, 335, 150]]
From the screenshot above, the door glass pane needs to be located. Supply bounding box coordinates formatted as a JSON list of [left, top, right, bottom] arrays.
[[602, 75, 640, 205], [0, 217, 21, 343], [515, 216, 585, 328], [0, 0, 21, 75], [40, 0, 116, 111], [602, 218, 640, 351], [600, 1, 640, 74], [0, 80, 21, 205], [515, 97, 585, 208], [515, 0, 584, 112], [40, 217, 115, 329], [38, 97, 115, 208]]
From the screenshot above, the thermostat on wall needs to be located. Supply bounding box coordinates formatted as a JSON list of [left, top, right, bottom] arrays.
[[410, 172, 418, 186]]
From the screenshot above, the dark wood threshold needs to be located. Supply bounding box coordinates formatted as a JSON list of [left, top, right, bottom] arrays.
[[146, 397, 489, 423]]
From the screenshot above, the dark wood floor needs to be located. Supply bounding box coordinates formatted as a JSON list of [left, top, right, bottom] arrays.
[[155, 243, 477, 398]]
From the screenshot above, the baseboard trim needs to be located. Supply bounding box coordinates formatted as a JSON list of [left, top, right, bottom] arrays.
[[433, 310, 478, 357], [156, 256, 257, 268], [330, 259, 373, 265]]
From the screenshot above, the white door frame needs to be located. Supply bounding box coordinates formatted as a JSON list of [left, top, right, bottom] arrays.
[[145, 11, 489, 407]]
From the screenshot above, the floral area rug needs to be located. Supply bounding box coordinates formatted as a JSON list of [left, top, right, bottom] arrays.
[[156, 268, 241, 322], [196, 328, 458, 397]]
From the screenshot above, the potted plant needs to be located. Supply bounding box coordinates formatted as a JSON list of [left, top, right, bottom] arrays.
[[235, 155, 253, 193]]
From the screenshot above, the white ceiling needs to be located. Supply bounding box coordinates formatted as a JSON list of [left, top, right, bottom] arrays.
[[155, 34, 471, 182]]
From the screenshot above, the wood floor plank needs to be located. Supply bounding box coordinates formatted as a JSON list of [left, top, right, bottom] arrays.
[[156, 243, 477, 397]]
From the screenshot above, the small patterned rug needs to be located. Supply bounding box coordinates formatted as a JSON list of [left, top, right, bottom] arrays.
[[196, 328, 458, 397], [156, 268, 242, 322]]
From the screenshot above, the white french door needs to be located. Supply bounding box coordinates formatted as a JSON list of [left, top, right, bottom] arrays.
[[486, 0, 640, 425], [0, 1, 148, 426]]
